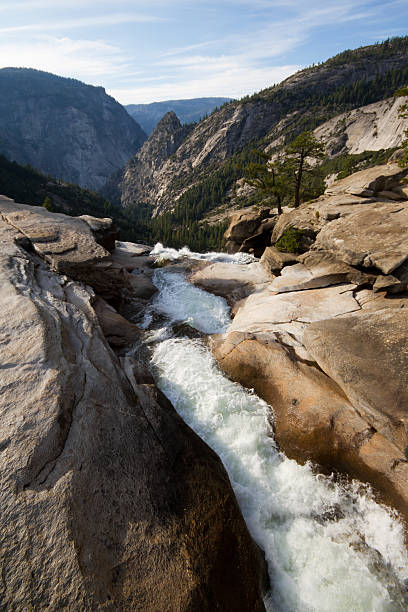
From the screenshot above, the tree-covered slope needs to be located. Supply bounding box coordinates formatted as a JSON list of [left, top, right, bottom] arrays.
[[0, 68, 147, 190], [119, 36, 408, 221]]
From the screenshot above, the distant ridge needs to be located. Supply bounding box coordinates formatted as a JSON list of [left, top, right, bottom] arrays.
[[126, 97, 232, 135]]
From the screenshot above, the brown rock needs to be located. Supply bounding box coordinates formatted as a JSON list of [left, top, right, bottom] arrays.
[[269, 251, 373, 293], [93, 296, 141, 347], [212, 282, 408, 524], [127, 271, 158, 299], [238, 217, 277, 257], [260, 247, 298, 274], [224, 208, 271, 250], [271, 207, 321, 250], [190, 262, 274, 307], [373, 275, 406, 294], [79, 215, 119, 252], [312, 201, 408, 274]]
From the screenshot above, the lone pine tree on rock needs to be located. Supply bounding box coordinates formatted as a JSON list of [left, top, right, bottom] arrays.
[[244, 131, 325, 210], [285, 131, 326, 207]]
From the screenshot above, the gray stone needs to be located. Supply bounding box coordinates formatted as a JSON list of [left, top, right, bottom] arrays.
[[190, 261, 273, 307], [269, 251, 373, 293], [324, 163, 407, 198], [0, 199, 129, 300]]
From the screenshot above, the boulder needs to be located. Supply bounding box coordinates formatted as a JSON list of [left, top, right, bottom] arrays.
[[271, 207, 321, 251], [190, 262, 274, 307], [324, 163, 408, 198], [112, 241, 153, 271], [79, 215, 119, 252], [127, 271, 158, 299], [260, 247, 298, 274], [93, 296, 141, 347], [238, 217, 277, 257], [373, 275, 406, 294], [0, 200, 129, 300], [312, 201, 408, 274], [227, 283, 361, 342], [224, 208, 271, 252], [268, 251, 373, 293], [0, 216, 267, 610]]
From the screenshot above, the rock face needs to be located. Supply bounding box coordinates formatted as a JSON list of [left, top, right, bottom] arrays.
[[212, 283, 408, 523], [0, 68, 146, 190], [120, 112, 193, 209], [0, 204, 266, 610], [314, 95, 407, 156]]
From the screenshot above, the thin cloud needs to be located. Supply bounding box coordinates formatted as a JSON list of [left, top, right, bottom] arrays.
[[0, 13, 164, 35], [0, 36, 130, 79], [109, 64, 300, 104]]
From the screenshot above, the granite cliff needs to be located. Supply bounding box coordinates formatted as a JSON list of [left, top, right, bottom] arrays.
[[0, 68, 146, 191]]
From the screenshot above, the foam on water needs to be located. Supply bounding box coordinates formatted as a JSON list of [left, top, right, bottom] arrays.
[[150, 241, 256, 264], [150, 268, 231, 334], [144, 265, 408, 611]]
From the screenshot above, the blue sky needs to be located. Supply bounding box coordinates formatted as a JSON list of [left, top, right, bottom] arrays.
[[0, 0, 407, 104]]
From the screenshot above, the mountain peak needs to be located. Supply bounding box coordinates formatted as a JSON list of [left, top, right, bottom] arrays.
[[154, 111, 182, 133]]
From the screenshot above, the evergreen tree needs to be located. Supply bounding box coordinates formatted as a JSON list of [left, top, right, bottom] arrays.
[[284, 131, 325, 207], [42, 195, 53, 211], [244, 151, 288, 214]]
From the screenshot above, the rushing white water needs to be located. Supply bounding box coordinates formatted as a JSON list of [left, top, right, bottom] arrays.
[[142, 264, 408, 611], [150, 241, 257, 264]]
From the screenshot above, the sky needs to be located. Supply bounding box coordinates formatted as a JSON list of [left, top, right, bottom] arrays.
[[0, 0, 407, 105]]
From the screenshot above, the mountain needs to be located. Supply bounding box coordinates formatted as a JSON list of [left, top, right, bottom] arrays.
[[0, 153, 118, 219], [119, 37, 408, 224], [0, 68, 147, 190], [126, 97, 232, 135]]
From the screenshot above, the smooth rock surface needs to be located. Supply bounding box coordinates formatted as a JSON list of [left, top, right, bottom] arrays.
[[190, 261, 274, 306], [208, 251, 408, 523], [0, 200, 129, 299], [324, 163, 407, 198], [314, 96, 407, 157], [269, 251, 372, 293], [312, 201, 408, 273], [0, 217, 266, 610]]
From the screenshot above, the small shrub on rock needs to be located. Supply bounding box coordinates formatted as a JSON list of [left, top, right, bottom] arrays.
[[275, 227, 306, 253]]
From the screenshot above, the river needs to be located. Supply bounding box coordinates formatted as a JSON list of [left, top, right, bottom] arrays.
[[132, 244, 408, 611]]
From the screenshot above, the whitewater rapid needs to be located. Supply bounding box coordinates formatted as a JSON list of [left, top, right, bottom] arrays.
[[137, 250, 408, 611]]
